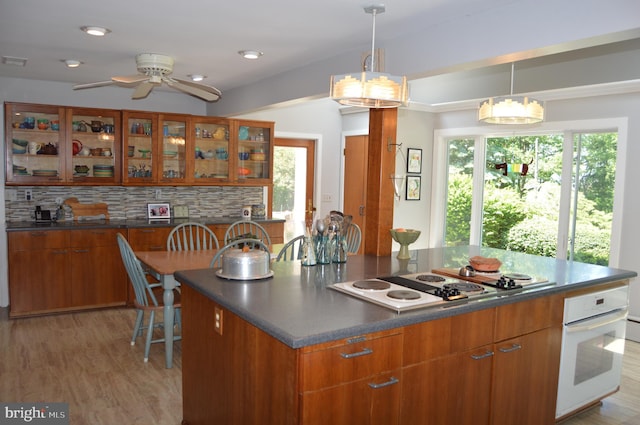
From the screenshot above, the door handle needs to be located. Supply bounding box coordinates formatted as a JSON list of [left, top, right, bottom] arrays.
[[471, 350, 494, 360], [359, 205, 365, 216], [340, 347, 373, 359]]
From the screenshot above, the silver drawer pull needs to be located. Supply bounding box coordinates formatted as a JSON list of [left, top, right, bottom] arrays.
[[73, 249, 90, 253], [499, 343, 522, 353], [368, 376, 399, 389], [340, 347, 373, 359], [471, 350, 494, 360]]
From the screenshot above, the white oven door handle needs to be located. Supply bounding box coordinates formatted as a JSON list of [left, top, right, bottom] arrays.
[[565, 309, 628, 333]]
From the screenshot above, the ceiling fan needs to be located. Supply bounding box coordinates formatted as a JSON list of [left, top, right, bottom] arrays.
[[73, 53, 221, 102]]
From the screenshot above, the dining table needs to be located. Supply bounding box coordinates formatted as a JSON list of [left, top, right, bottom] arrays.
[[135, 249, 218, 368]]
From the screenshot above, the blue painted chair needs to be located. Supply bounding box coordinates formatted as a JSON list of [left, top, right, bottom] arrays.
[[116, 233, 182, 363], [275, 235, 305, 261], [167, 222, 219, 251], [223, 220, 272, 246], [210, 238, 271, 269]]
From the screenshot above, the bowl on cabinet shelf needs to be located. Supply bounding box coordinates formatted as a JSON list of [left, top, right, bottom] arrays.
[[239, 152, 250, 161], [250, 152, 266, 161]]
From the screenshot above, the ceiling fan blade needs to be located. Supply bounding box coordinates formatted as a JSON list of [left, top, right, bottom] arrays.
[[73, 81, 115, 90], [112, 74, 150, 84], [167, 78, 222, 101], [132, 82, 155, 99]]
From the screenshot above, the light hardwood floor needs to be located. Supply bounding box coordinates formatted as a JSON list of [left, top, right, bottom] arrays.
[[1, 307, 639, 424]]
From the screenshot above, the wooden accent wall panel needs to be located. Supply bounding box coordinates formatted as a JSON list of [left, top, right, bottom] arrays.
[[181, 285, 298, 425], [365, 108, 398, 256]]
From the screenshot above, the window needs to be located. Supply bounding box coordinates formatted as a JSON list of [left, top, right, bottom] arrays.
[[434, 120, 625, 267]]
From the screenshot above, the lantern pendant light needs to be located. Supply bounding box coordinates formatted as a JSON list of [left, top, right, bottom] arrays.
[[330, 5, 408, 108]]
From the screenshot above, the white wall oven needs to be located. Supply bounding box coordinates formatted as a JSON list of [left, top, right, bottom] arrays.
[[556, 285, 629, 419]]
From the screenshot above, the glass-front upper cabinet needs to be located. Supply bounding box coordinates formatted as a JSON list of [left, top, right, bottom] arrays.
[[67, 107, 121, 185], [122, 110, 157, 185], [233, 119, 273, 184], [192, 117, 230, 182], [158, 114, 189, 184], [5, 102, 65, 185]]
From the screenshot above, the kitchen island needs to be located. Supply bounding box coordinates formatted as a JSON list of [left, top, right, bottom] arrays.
[[175, 246, 635, 425]]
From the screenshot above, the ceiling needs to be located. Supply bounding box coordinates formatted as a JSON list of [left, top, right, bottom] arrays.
[[1, 0, 639, 111]]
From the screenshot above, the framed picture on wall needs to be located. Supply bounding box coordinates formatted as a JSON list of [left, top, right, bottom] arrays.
[[406, 175, 421, 200], [407, 148, 422, 174]]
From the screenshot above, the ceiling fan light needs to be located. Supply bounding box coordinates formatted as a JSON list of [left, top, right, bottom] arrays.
[[189, 74, 206, 82], [80, 26, 111, 37], [478, 95, 545, 124], [63, 59, 82, 68], [238, 50, 263, 60]]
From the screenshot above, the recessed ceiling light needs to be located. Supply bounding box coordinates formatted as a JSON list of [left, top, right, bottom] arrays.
[[188, 74, 206, 82], [80, 26, 111, 36], [2, 56, 27, 66], [238, 50, 263, 60], [63, 59, 82, 68]]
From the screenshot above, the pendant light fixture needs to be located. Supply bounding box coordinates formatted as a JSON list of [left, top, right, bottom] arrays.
[[330, 5, 408, 108], [478, 63, 544, 124]]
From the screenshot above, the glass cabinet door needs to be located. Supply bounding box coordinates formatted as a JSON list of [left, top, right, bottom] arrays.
[[193, 117, 230, 181], [6, 103, 65, 184], [159, 115, 188, 183], [236, 120, 273, 183], [123, 111, 156, 184], [68, 107, 120, 184]]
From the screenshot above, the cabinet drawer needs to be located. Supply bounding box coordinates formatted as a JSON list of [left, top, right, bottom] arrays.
[[69, 228, 121, 247], [127, 227, 172, 251], [299, 332, 402, 391], [494, 295, 563, 341], [8, 230, 69, 251]]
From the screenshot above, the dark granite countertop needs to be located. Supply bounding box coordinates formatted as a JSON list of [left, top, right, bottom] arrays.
[[174, 245, 636, 349], [5, 217, 284, 231]]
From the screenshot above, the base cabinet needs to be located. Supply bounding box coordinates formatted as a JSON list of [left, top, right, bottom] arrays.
[[8, 229, 127, 317], [180, 286, 564, 425]]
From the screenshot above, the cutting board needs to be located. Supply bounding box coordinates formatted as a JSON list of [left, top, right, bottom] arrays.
[[431, 268, 500, 284]]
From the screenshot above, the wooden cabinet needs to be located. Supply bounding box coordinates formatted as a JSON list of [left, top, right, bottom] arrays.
[[126, 227, 173, 251], [399, 297, 562, 425], [8, 231, 70, 316], [192, 116, 231, 182], [122, 110, 157, 185], [67, 106, 121, 185], [401, 308, 495, 425], [7, 103, 274, 187], [232, 119, 274, 185], [181, 286, 298, 425], [490, 296, 563, 425], [68, 229, 127, 308], [180, 284, 565, 425], [5, 102, 121, 185], [122, 111, 274, 186], [299, 330, 402, 425], [7, 229, 127, 317]]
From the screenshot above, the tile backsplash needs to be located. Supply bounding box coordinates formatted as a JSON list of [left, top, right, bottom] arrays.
[[4, 186, 263, 222]]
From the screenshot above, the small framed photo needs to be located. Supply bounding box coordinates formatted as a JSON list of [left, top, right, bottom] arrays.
[[147, 203, 171, 219], [407, 148, 422, 174], [406, 175, 421, 200]]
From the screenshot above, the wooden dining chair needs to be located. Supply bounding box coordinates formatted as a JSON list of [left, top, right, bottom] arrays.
[[167, 222, 219, 251], [275, 235, 305, 261], [224, 220, 272, 246], [116, 233, 182, 363], [345, 223, 362, 254], [210, 238, 271, 269]]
